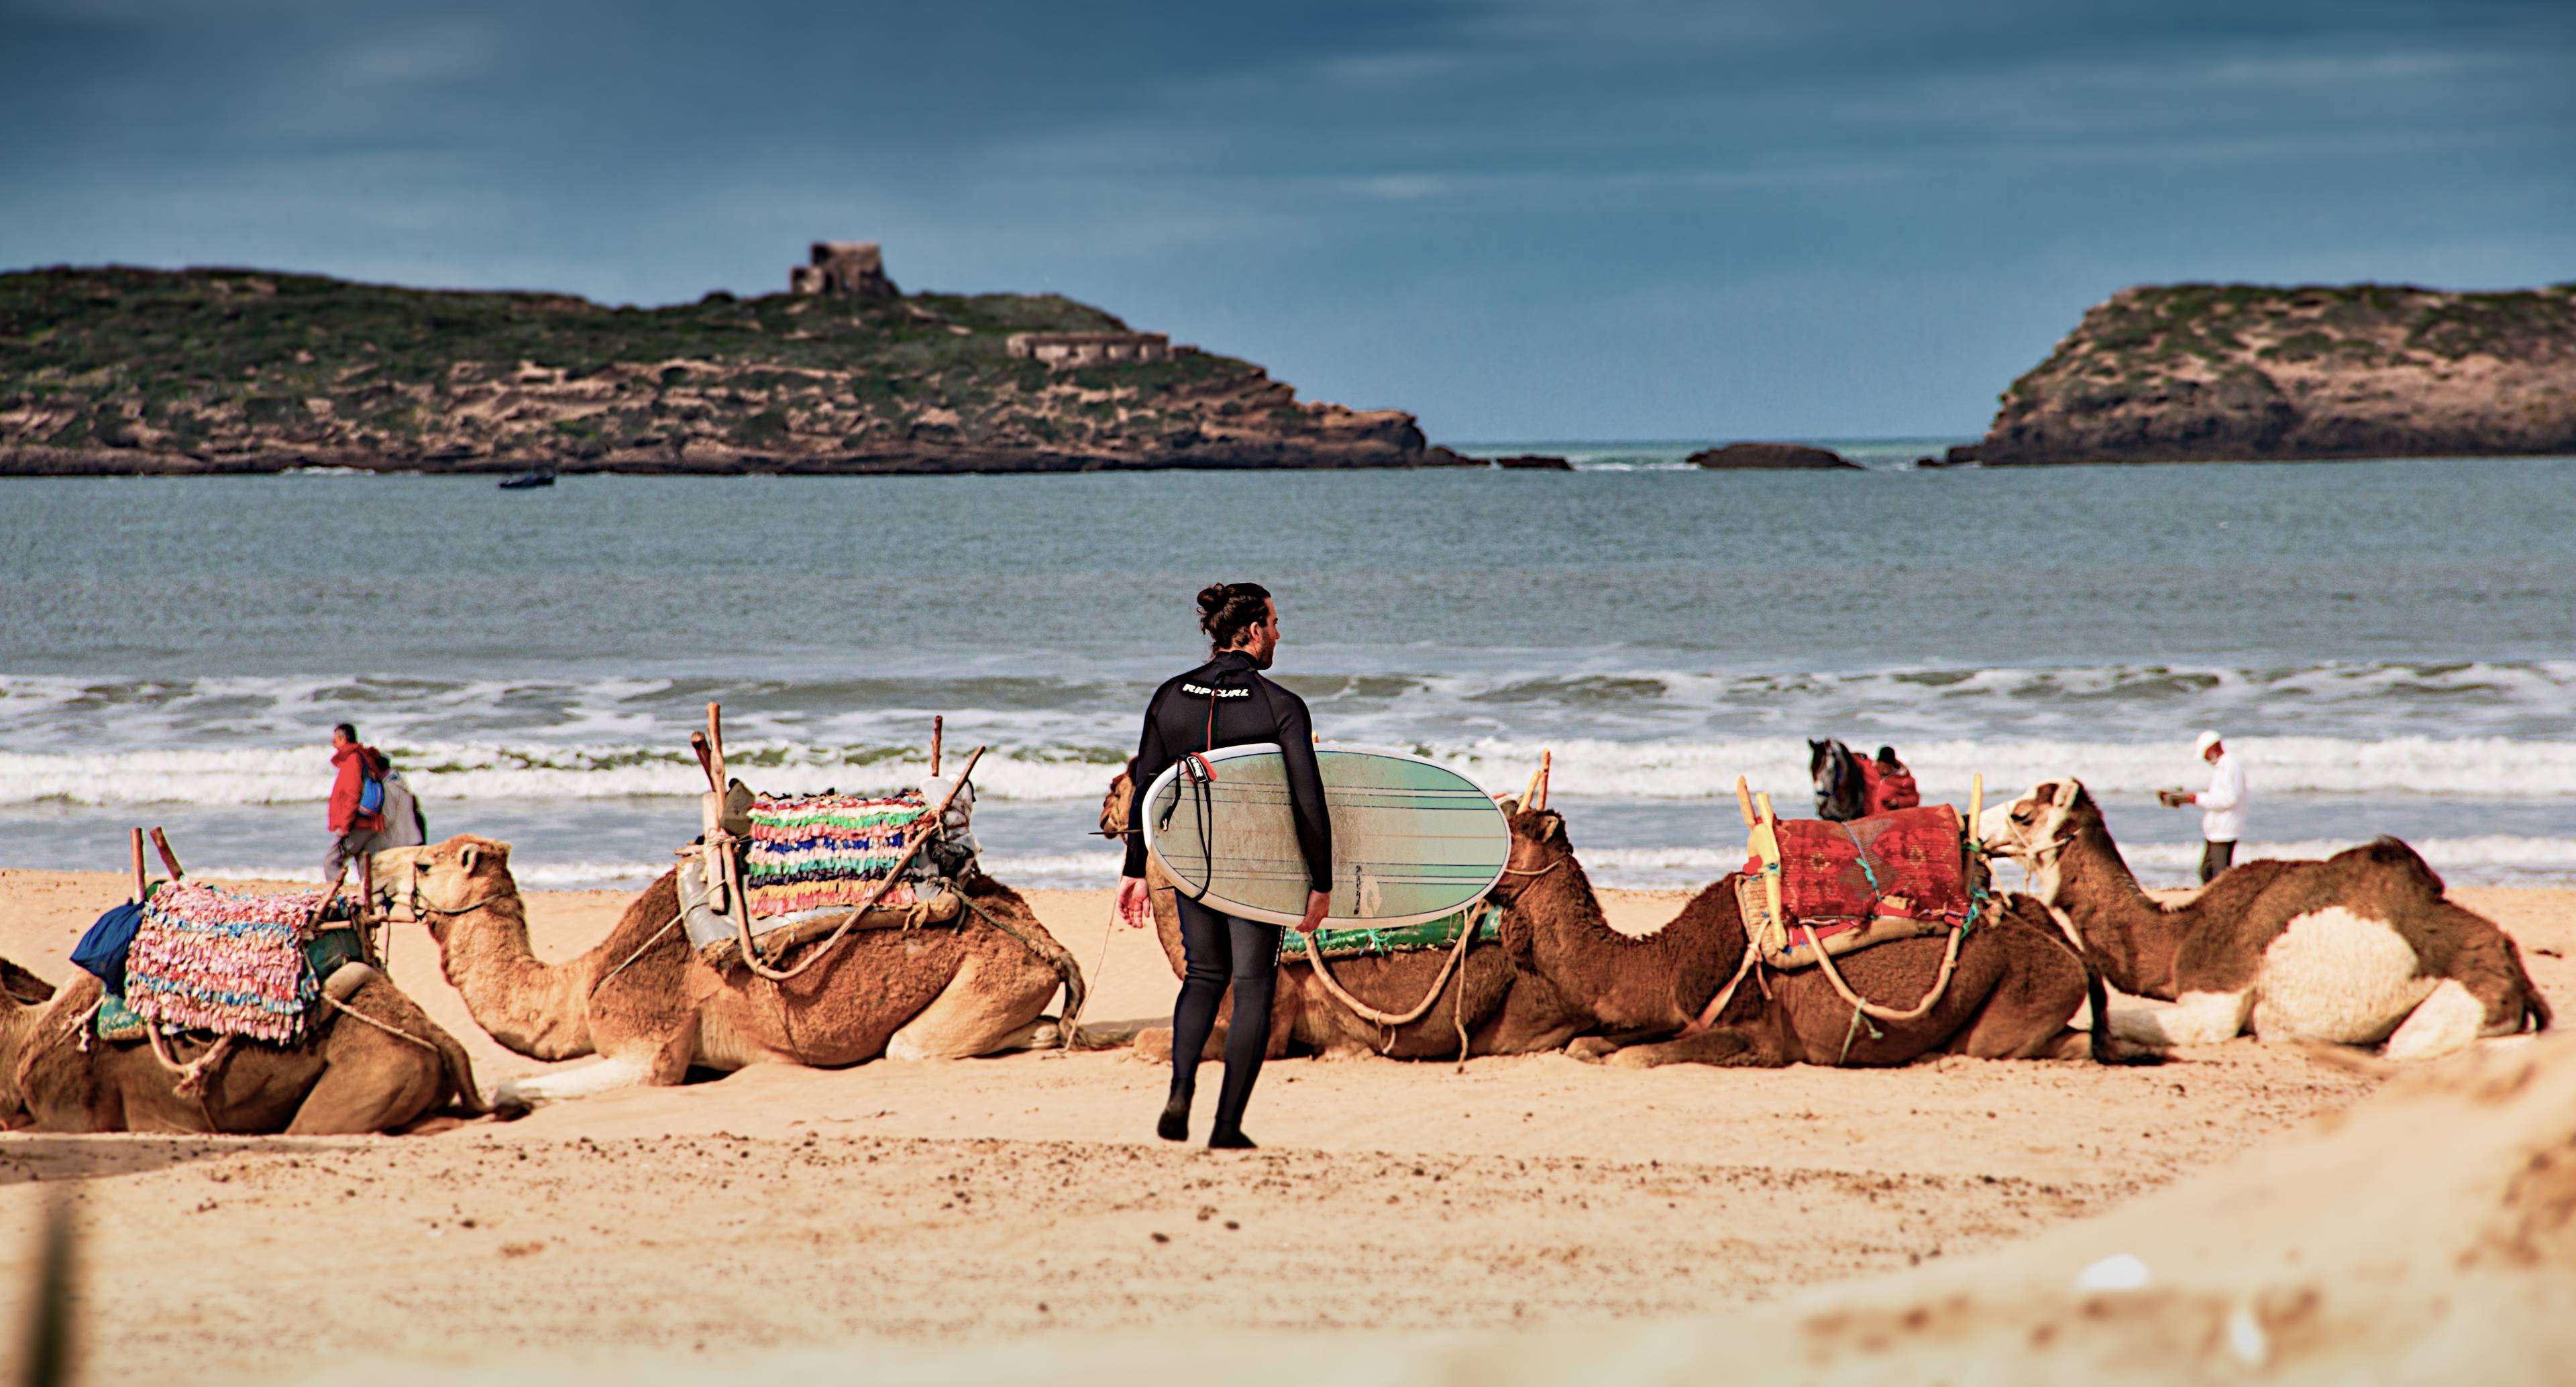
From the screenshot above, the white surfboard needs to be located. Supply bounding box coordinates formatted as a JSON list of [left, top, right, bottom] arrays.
[[1142, 743, 1511, 929]]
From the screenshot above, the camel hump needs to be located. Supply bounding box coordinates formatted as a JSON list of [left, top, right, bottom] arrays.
[[2351, 835, 2445, 894]]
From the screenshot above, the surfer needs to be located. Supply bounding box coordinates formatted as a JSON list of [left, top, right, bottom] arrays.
[[1118, 581, 1332, 1150]]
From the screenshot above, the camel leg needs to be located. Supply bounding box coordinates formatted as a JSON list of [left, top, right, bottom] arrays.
[[1606, 1028, 1773, 1068], [1943, 966, 2092, 1060], [1568, 1029, 1772, 1068], [2108, 989, 2252, 1048], [2381, 980, 2485, 1061], [885, 954, 1053, 1061], [283, 1048, 441, 1135], [493, 1053, 657, 1108]]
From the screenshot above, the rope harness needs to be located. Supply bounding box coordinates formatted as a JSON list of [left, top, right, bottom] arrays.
[[1293, 899, 1493, 1058]]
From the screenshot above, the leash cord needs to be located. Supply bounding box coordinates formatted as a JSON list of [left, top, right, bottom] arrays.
[[588, 912, 683, 999]]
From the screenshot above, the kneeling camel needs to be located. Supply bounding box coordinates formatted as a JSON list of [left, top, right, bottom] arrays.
[[1980, 778, 2549, 1058], [375, 835, 1089, 1108], [0, 957, 487, 1133], [1491, 792, 2127, 1068]]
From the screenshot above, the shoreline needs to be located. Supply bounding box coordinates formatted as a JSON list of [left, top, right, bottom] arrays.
[[0, 444, 1491, 478]]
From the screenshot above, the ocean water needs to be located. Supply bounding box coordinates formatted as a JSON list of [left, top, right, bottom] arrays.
[[3, 442, 2571, 891]]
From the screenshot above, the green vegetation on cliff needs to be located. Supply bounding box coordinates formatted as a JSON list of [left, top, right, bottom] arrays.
[[1984, 282, 2576, 464], [0, 266, 1424, 471]]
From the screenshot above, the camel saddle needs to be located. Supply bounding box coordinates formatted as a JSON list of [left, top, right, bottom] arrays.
[[1737, 805, 1984, 970], [97, 926, 367, 1043], [679, 785, 981, 967], [113, 881, 368, 1044], [1275, 901, 1499, 963]]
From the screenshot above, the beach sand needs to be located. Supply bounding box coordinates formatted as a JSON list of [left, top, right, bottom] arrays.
[[0, 869, 2566, 1384]]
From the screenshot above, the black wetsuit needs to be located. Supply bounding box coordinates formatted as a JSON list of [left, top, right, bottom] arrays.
[[1124, 649, 1332, 1140]]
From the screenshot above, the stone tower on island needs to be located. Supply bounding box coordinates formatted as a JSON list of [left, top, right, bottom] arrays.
[[790, 242, 898, 297]]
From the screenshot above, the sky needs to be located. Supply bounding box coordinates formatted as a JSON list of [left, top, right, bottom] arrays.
[[3, 0, 2571, 442]]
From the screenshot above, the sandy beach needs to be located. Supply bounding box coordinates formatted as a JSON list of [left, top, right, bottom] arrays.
[[0, 867, 2565, 1383]]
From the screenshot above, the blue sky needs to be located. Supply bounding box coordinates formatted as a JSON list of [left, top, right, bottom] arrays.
[[4, 0, 2570, 441]]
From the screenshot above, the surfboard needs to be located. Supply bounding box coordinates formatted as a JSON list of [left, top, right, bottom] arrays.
[[1142, 743, 1511, 930]]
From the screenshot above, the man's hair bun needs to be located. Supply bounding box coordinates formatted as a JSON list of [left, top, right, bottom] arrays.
[[1197, 581, 1273, 651]]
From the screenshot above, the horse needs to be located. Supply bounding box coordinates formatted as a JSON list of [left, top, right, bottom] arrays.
[[1807, 738, 1870, 822]]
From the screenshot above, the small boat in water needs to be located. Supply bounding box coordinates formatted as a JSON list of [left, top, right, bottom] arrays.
[[497, 470, 556, 490]]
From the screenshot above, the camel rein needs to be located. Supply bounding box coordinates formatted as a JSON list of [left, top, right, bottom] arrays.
[[1295, 898, 1491, 1040]]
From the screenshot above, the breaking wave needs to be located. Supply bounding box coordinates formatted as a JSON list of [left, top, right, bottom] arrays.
[[5, 732, 2569, 808]]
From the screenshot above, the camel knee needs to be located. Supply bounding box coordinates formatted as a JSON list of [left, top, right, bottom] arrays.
[[2114, 990, 2249, 1047], [1564, 1036, 1618, 1064], [1130, 1026, 1175, 1064], [494, 1055, 651, 1107], [2383, 980, 2485, 1061]]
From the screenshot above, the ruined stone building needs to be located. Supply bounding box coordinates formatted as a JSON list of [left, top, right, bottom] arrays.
[[1005, 331, 1193, 368], [789, 242, 898, 296]]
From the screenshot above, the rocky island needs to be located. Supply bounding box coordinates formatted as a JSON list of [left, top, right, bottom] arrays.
[[1980, 282, 2576, 465], [1688, 441, 1858, 469], [0, 243, 1444, 476]]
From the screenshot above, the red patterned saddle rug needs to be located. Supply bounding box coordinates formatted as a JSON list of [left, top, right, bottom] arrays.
[[1739, 805, 1978, 968]]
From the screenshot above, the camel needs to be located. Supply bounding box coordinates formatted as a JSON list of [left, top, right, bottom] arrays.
[[1097, 764, 1589, 1062], [1487, 787, 2123, 1068], [373, 834, 1090, 1107], [1978, 777, 2551, 1059], [0, 955, 488, 1133]]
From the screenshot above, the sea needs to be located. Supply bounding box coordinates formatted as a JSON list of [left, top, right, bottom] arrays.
[[3, 440, 2572, 893]]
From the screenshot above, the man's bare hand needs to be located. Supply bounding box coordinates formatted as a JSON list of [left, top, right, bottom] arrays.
[[1295, 888, 1330, 935], [1116, 876, 1153, 930]]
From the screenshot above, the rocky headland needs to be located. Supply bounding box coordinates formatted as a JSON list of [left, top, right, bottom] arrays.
[[0, 264, 1438, 475], [1981, 282, 2576, 465]]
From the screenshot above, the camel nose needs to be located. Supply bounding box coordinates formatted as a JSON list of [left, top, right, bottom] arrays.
[[1973, 803, 2017, 849], [368, 846, 427, 879]]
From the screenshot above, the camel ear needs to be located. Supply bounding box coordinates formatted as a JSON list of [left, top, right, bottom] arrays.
[[458, 843, 480, 875], [2053, 779, 2080, 808]]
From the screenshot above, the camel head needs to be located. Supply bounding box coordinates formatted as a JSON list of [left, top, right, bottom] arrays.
[[1096, 760, 1135, 840], [1980, 778, 2097, 863], [1487, 756, 1572, 909], [370, 834, 520, 944], [0, 956, 56, 1128]]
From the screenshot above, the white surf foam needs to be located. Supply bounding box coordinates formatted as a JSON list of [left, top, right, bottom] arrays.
[[6, 732, 2573, 807]]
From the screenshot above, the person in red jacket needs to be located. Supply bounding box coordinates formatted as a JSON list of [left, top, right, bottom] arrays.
[[324, 722, 391, 884], [1867, 745, 1921, 815]]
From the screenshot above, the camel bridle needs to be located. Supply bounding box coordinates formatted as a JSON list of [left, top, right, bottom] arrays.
[[379, 855, 512, 924]]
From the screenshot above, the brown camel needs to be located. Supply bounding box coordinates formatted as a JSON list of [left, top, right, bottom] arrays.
[[1099, 764, 1587, 1062], [1489, 792, 2120, 1069], [374, 834, 1089, 1107], [0, 955, 488, 1133], [1980, 778, 2551, 1058]]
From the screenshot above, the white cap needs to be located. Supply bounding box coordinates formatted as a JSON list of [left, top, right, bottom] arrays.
[[2194, 730, 2224, 757]]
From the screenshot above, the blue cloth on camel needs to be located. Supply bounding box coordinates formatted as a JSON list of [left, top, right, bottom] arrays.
[[71, 901, 147, 999]]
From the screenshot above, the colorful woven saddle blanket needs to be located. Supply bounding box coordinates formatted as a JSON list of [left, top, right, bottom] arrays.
[[1741, 805, 1978, 968], [739, 791, 933, 923], [119, 881, 364, 1044], [1277, 902, 1499, 963], [97, 926, 365, 1044]]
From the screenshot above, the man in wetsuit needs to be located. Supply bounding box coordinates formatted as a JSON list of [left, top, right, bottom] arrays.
[[1116, 581, 1331, 1150]]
